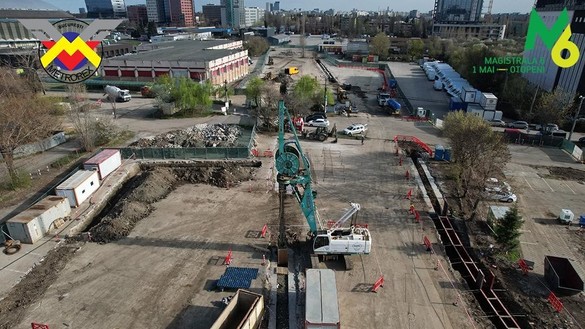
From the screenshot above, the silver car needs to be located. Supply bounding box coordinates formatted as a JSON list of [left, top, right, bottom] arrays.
[[508, 121, 528, 129]]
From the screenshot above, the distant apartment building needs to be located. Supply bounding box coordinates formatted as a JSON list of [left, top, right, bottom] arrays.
[[432, 23, 505, 39], [273, 1, 280, 11], [144, 0, 193, 26], [220, 0, 244, 29], [168, 0, 194, 26], [433, 0, 483, 23], [522, 0, 585, 95], [244, 7, 265, 27], [127, 4, 148, 26], [85, 0, 127, 18], [203, 4, 223, 26], [491, 13, 529, 37]]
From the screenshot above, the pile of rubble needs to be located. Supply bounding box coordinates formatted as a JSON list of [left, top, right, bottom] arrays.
[[130, 124, 242, 148]]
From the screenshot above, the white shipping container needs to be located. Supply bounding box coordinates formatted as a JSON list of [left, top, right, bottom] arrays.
[[7, 196, 71, 243], [480, 92, 498, 110], [56, 170, 100, 207], [467, 104, 484, 117], [461, 86, 477, 103], [6, 216, 43, 244], [494, 111, 503, 121], [84, 149, 122, 180], [483, 110, 496, 121]]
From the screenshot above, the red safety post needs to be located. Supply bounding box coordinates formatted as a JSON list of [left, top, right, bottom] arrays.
[[371, 275, 384, 292], [261, 224, 268, 238], [31, 324, 50, 329], [224, 249, 233, 265], [405, 170, 410, 180], [414, 210, 421, 222], [423, 236, 433, 252], [548, 292, 563, 313], [406, 189, 412, 199], [518, 258, 530, 275]]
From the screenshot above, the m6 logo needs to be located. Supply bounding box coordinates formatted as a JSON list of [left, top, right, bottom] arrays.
[[524, 8, 580, 69]]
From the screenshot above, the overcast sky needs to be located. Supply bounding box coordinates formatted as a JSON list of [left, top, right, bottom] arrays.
[[49, 0, 536, 14]]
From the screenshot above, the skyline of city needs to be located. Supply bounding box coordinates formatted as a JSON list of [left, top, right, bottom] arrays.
[[46, 0, 536, 15]]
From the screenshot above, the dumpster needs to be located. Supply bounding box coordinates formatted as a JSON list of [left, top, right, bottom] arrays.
[[544, 255, 584, 294]]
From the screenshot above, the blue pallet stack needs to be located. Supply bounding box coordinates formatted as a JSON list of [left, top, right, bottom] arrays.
[[217, 267, 259, 290]]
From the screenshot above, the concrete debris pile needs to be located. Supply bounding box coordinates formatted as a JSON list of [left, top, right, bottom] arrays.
[[130, 124, 242, 148]]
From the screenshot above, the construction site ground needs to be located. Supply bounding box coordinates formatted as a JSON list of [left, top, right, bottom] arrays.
[[1, 51, 585, 329]]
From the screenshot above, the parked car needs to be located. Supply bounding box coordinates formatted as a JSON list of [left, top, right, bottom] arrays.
[[486, 192, 517, 203], [508, 121, 528, 129], [305, 113, 327, 122], [343, 124, 367, 136], [489, 120, 506, 127], [307, 118, 330, 128]]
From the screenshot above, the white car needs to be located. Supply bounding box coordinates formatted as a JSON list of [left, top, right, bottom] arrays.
[[343, 124, 367, 136], [486, 192, 517, 203], [307, 118, 330, 128]]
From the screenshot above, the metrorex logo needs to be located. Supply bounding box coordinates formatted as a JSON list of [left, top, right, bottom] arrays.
[[19, 19, 122, 83], [525, 8, 580, 69]]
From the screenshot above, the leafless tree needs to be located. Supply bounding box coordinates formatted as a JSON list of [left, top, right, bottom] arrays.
[[67, 84, 99, 151], [443, 111, 511, 220], [0, 68, 58, 183], [0, 48, 45, 94]]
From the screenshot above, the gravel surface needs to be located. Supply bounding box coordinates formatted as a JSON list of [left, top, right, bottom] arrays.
[[130, 124, 242, 148]]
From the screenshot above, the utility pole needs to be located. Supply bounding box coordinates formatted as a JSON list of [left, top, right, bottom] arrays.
[[301, 13, 306, 58], [529, 84, 540, 117], [568, 95, 584, 142], [323, 77, 327, 110]]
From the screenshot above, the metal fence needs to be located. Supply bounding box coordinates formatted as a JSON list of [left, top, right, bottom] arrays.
[[502, 131, 564, 147], [117, 125, 257, 160]]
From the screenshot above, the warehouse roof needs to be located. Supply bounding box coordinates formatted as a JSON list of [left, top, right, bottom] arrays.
[[111, 40, 241, 62]]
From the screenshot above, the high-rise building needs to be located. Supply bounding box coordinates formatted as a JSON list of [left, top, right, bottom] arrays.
[[244, 7, 265, 27], [433, 0, 483, 23], [168, 0, 194, 26], [203, 4, 223, 26], [221, 0, 244, 29], [79, 8, 86, 14], [127, 4, 148, 26], [266, 2, 270, 12], [85, 0, 127, 18], [145, 0, 160, 22], [273, 1, 280, 11], [522, 0, 585, 95]]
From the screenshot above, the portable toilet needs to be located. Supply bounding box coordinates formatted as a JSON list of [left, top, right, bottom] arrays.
[[434, 145, 445, 160], [558, 209, 574, 224], [444, 148, 452, 161], [580, 215, 585, 227]]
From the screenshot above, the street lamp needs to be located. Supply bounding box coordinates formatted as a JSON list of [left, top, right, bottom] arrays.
[[224, 80, 228, 103], [568, 95, 584, 142]]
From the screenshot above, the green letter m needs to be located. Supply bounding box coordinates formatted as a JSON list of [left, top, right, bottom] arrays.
[[525, 8, 570, 51]]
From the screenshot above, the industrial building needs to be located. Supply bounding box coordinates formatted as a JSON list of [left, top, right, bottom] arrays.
[[85, 0, 127, 18], [432, 23, 506, 40], [267, 34, 290, 45], [100, 40, 249, 85], [522, 0, 585, 95]]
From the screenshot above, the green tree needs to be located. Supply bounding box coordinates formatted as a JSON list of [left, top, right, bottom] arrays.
[[147, 21, 157, 37], [245, 77, 265, 108], [443, 111, 511, 220], [407, 39, 425, 61], [532, 87, 574, 127], [244, 36, 269, 56], [494, 207, 523, 252], [153, 76, 213, 115], [370, 32, 389, 59]]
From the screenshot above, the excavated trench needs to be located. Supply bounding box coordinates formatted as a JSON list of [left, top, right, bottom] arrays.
[[412, 153, 531, 329], [84, 160, 261, 243]]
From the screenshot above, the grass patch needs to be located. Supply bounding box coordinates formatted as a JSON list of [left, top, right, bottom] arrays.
[[103, 130, 136, 147], [496, 248, 522, 263], [50, 152, 85, 169], [0, 170, 32, 191]]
